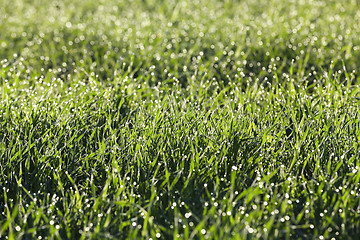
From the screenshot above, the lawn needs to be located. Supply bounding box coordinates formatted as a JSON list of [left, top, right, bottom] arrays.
[[1, 0, 360, 239]]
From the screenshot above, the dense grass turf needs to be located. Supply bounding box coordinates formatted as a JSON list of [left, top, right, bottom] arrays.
[[1, 0, 360, 239]]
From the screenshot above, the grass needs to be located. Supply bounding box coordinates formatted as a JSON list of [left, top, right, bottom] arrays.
[[1, 0, 360, 239]]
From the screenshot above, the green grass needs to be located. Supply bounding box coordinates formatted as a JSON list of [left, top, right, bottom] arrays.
[[1, 0, 360, 239]]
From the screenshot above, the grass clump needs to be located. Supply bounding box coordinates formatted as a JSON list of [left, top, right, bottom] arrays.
[[1, 0, 360, 239]]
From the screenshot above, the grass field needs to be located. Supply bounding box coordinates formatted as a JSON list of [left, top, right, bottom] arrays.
[[1, 0, 360, 239]]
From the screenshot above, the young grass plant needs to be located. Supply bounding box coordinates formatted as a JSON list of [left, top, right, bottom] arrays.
[[1, 0, 360, 239]]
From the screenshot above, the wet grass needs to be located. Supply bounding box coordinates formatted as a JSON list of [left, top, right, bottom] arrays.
[[1, 0, 360, 239]]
